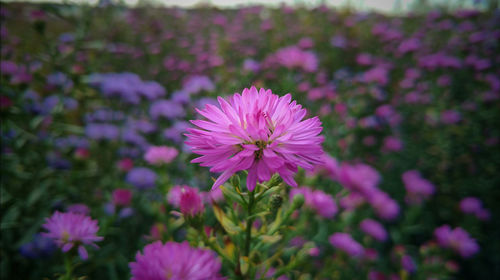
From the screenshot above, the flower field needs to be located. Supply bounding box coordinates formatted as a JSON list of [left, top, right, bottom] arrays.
[[1, 3, 499, 280]]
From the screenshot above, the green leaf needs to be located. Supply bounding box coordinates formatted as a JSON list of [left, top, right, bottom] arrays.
[[259, 234, 282, 245], [212, 204, 242, 235], [219, 185, 246, 206]]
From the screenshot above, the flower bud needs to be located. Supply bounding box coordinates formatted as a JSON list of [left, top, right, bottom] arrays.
[[270, 194, 283, 211], [180, 187, 205, 217]]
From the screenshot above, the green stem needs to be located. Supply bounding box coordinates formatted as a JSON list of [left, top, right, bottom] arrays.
[[244, 190, 255, 257], [63, 254, 73, 280]]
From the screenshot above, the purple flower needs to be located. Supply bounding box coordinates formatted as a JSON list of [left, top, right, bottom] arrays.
[[401, 255, 417, 273], [185, 87, 324, 191], [85, 123, 120, 141], [383, 136, 403, 152], [369, 190, 400, 221], [149, 100, 185, 120], [126, 167, 157, 189], [459, 197, 490, 220], [364, 66, 389, 86], [338, 163, 380, 195], [42, 211, 103, 260], [19, 234, 57, 259], [46, 72, 73, 91], [359, 219, 388, 242], [440, 110, 461, 124], [182, 75, 215, 95], [129, 241, 222, 280], [329, 233, 364, 258], [402, 170, 435, 205], [67, 203, 90, 215], [434, 225, 479, 258], [164, 121, 190, 143]]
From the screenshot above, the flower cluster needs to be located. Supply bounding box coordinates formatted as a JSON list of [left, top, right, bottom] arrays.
[[434, 225, 479, 258]]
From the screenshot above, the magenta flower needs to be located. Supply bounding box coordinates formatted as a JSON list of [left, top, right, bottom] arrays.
[[129, 241, 222, 280], [369, 191, 400, 221], [290, 187, 337, 218], [329, 233, 364, 258], [402, 170, 435, 205], [434, 225, 479, 258], [460, 197, 490, 220], [144, 146, 178, 165], [185, 87, 324, 190], [112, 188, 133, 206], [42, 211, 103, 260], [273, 46, 318, 72], [359, 219, 388, 242], [179, 187, 205, 217], [338, 163, 380, 195]]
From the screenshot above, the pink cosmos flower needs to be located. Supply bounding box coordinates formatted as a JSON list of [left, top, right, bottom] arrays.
[[185, 87, 324, 191], [144, 146, 178, 165], [42, 211, 103, 260], [129, 241, 222, 280]]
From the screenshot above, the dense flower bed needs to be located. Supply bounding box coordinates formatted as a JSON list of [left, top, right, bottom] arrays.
[[1, 3, 499, 280]]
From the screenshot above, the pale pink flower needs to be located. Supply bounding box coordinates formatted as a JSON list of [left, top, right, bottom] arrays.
[[144, 146, 178, 165]]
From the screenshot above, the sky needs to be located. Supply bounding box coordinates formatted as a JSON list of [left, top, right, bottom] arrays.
[[1, 0, 481, 13]]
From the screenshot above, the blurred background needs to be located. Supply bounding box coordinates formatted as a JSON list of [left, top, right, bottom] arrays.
[[1, 0, 499, 279]]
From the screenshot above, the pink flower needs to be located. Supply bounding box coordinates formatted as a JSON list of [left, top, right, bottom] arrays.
[[129, 241, 222, 280], [309, 153, 339, 180], [42, 211, 103, 260], [117, 158, 134, 172], [369, 191, 400, 221], [273, 46, 318, 72], [329, 233, 364, 258], [144, 146, 178, 165], [364, 67, 389, 86], [338, 163, 380, 195], [112, 188, 133, 206], [185, 87, 324, 191], [383, 136, 403, 152], [434, 225, 479, 258], [67, 204, 90, 215], [440, 110, 461, 124], [360, 219, 388, 242], [402, 170, 435, 205], [167, 185, 190, 207], [459, 197, 490, 221], [179, 187, 205, 217], [290, 187, 337, 218]]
